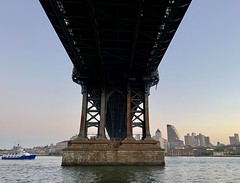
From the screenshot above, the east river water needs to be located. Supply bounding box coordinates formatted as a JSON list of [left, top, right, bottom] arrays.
[[1, 156, 240, 182]]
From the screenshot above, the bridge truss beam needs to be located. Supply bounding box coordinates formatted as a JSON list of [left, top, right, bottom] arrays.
[[77, 82, 151, 140]]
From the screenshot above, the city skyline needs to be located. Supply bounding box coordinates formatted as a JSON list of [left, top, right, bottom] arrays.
[[1, 1, 240, 149], [1, 124, 238, 149]]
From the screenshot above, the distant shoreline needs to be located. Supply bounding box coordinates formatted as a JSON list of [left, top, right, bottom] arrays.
[[0, 154, 62, 157], [166, 155, 240, 157]]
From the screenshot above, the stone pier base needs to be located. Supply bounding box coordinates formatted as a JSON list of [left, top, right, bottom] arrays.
[[62, 139, 165, 166]]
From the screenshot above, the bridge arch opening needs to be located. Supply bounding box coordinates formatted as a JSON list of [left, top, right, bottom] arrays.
[[105, 90, 126, 140]]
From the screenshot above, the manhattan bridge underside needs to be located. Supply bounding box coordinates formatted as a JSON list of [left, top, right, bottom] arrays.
[[40, 0, 191, 144]]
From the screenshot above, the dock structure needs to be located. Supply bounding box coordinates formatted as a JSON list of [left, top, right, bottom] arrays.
[[40, 0, 191, 165]]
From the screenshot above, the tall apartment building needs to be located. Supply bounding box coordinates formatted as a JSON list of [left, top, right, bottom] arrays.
[[184, 133, 193, 146], [198, 133, 206, 147], [229, 133, 239, 145], [152, 129, 167, 150], [167, 124, 184, 149], [184, 132, 211, 147], [205, 136, 211, 147]]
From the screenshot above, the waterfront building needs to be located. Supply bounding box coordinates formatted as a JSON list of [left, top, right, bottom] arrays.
[[152, 129, 162, 141], [198, 133, 206, 147], [184, 133, 193, 147], [52, 141, 68, 154], [192, 134, 200, 147], [167, 124, 180, 141], [205, 136, 211, 147], [213, 151, 224, 157], [152, 129, 168, 150], [184, 132, 211, 147], [167, 124, 184, 149], [229, 133, 239, 145]]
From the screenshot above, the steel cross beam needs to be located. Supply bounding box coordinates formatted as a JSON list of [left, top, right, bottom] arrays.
[[128, 0, 144, 75]]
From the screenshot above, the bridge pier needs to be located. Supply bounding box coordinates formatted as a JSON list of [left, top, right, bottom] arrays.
[[62, 83, 165, 166], [62, 139, 165, 166]]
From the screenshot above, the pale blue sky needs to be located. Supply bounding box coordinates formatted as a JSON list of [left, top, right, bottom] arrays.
[[1, 1, 240, 149]]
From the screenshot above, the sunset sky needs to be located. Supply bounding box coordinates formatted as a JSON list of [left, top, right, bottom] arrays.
[[1, 1, 240, 149]]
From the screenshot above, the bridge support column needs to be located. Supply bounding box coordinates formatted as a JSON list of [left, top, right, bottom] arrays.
[[126, 87, 133, 139], [143, 88, 151, 139], [97, 86, 106, 139], [78, 86, 87, 139]]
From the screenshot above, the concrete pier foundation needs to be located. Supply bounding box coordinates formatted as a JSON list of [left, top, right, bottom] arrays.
[[62, 139, 165, 166]]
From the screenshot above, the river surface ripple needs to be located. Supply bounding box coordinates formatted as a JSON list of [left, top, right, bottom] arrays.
[[0, 156, 240, 182]]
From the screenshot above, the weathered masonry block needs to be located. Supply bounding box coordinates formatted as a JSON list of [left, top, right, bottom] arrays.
[[62, 139, 165, 166]]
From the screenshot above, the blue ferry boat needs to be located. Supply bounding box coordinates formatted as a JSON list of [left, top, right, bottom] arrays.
[[1, 145, 36, 160]]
